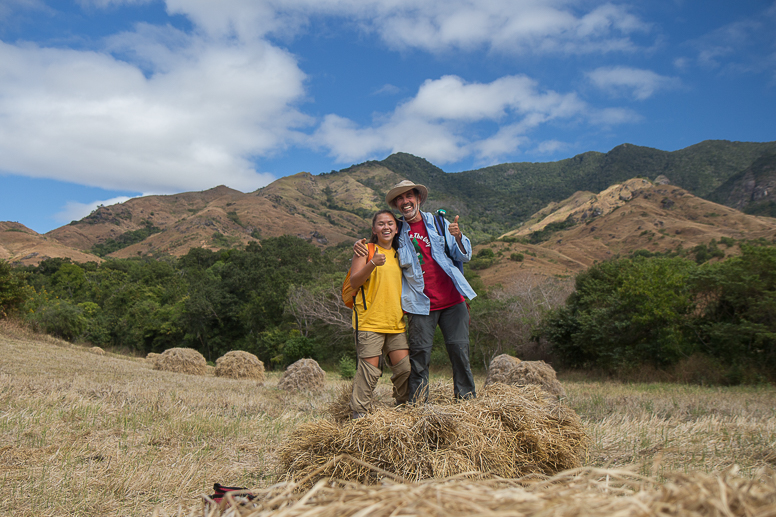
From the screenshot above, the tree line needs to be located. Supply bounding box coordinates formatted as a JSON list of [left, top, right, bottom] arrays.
[[1, 238, 775, 383]]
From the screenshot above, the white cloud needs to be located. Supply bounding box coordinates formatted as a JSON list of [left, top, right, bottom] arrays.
[[160, 0, 650, 56], [76, 0, 152, 7], [0, 31, 305, 193], [534, 140, 567, 155], [54, 196, 133, 224], [313, 74, 624, 165], [589, 107, 641, 125], [372, 83, 402, 96], [587, 66, 680, 100]]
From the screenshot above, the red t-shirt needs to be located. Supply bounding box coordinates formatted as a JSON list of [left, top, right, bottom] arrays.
[[408, 219, 465, 311]]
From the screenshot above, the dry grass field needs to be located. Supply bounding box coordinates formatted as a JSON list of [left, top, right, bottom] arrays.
[[1, 322, 775, 516]]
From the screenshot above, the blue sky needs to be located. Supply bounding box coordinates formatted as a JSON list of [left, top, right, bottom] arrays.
[[1, 0, 774, 234]]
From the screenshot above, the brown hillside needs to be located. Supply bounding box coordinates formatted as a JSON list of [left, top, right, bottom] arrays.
[[0, 222, 101, 266], [39, 165, 404, 262], [476, 178, 776, 289]]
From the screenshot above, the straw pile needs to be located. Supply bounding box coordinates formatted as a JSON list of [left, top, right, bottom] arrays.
[[215, 350, 266, 381], [277, 358, 326, 392], [198, 466, 776, 517], [327, 382, 395, 423], [327, 380, 465, 423], [152, 347, 207, 375], [278, 383, 585, 486], [483, 354, 521, 385], [485, 355, 566, 397]]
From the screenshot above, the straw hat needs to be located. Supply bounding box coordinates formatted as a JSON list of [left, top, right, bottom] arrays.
[[385, 180, 429, 207]]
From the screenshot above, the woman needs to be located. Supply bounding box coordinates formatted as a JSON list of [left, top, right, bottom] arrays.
[[348, 210, 410, 419]]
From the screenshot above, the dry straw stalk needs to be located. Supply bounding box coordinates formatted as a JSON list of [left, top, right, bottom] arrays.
[[195, 464, 776, 517]]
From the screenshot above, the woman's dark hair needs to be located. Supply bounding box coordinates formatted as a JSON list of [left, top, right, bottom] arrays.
[[369, 210, 401, 249]]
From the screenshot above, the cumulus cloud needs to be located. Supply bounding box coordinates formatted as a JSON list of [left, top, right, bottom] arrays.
[[53, 196, 134, 224], [0, 31, 306, 193], [587, 66, 680, 100], [313, 74, 626, 165]]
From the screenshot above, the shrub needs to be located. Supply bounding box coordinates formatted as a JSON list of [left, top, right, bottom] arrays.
[[0, 261, 29, 318], [338, 356, 357, 380], [27, 299, 88, 341], [283, 335, 319, 364], [510, 253, 524, 262]]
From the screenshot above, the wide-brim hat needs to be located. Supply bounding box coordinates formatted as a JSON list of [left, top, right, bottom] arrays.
[[385, 180, 429, 207]]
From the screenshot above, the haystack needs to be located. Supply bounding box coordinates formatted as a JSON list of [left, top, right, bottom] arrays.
[[278, 358, 325, 392], [90, 346, 105, 355], [146, 352, 160, 364], [153, 347, 207, 376], [485, 355, 566, 397], [215, 350, 265, 381], [278, 383, 586, 486], [483, 354, 521, 386]]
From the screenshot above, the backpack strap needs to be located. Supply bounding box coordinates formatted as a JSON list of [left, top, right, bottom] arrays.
[[358, 243, 376, 311], [433, 213, 465, 274], [433, 213, 451, 258]]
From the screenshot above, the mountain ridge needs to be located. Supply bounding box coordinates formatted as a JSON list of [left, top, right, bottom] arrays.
[[2, 139, 775, 270]]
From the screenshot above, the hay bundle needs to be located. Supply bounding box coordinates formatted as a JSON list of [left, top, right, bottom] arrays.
[[485, 355, 566, 397], [278, 358, 326, 392], [483, 354, 521, 386], [328, 382, 397, 423], [200, 466, 776, 517], [215, 350, 265, 381], [153, 347, 207, 376], [278, 383, 586, 486], [327, 380, 462, 423]]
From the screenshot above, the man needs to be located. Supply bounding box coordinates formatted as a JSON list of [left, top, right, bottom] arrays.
[[355, 180, 477, 402]]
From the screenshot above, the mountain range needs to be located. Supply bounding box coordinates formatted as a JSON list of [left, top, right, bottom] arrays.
[[3, 139, 776, 287]]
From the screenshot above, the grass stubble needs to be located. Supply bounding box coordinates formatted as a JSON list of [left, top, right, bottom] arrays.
[[0, 320, 774, 516]]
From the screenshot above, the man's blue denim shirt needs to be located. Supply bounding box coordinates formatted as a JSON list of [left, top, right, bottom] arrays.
[[397, 211, 477, 315]]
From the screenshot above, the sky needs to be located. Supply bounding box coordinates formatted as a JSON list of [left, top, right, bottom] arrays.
[[0, 0, 775, 234]]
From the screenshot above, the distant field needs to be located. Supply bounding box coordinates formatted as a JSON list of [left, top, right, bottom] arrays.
[[1, 323, 774, 516]]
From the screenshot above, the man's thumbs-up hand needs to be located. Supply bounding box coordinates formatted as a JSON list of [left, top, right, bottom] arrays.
[[449, 215, 461, 239]]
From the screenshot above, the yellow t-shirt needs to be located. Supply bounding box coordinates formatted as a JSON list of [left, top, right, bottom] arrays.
[[352, 244, 406, 333]]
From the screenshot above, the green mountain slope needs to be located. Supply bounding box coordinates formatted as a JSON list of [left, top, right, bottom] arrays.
[[348, 140, 776, 239], [707, 153, 776, 217]]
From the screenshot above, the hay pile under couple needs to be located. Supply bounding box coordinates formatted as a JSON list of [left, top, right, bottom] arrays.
[[348, 180, 477, 419]]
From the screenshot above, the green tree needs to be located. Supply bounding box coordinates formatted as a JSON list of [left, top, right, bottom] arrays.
[[0, 260, 29, 318], [689, 244, 776, 378], [543, 256, 698, 371]]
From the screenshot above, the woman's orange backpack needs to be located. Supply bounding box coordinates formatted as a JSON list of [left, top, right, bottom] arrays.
[[341, 243, 376, 309]]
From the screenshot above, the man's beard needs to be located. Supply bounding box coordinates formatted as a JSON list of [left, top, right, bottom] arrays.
[[400, 203, 418, 221]]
